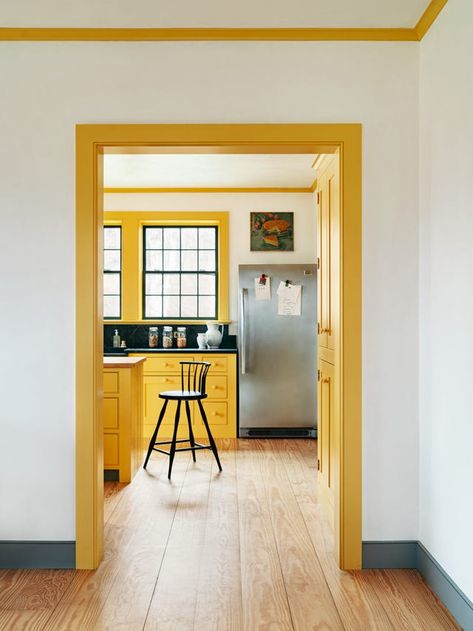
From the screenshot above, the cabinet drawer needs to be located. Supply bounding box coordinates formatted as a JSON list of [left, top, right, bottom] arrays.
[[104, 433, 119, 467], [104, 371, 119, 394], [206, 375, 227, 399], [143, 355, 194, 374], [202, 355, 228, 372], [203, 401, 228, 426]]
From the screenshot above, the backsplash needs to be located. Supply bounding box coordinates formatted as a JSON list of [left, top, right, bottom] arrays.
[[104, 323, 236, 351]]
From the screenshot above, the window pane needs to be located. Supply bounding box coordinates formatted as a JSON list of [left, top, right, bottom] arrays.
[[164, 250, 180, 271], [104, 227, 121, 249], [146, 228, 162, 249], [145, 250, 162, 271], [181, 296, 197, 318], [104, 272, 120, 295], [164, 228, 180, 249], [181, 228, 197, 249], [198, 274, 215, 295], [199, 228, 215, 249], [145, 295, 162, 318], [181, 273, 197, 295], [145, 273, 162, 295], [104, 295, 120, 319], [181, 250, 197, 270], [104, 250, 121, 271], [163, 274, 180, 295], [163, 295, 179, 317], [198, 295, 215, 318], [199, 250, 215, 271]]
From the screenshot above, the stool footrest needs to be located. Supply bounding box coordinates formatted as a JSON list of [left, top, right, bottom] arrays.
[[152, 444, 211, 456]]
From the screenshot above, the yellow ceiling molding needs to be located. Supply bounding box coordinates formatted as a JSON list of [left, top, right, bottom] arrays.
[[103, 186, 314, 194], [414, 0, 448, 40], [0, 3, 448, 42]]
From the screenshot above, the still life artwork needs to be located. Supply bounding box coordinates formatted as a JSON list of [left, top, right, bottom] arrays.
[[250, 212, 294, 251]]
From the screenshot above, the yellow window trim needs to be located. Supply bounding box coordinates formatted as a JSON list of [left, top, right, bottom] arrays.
[[104, 210, 229, 323]]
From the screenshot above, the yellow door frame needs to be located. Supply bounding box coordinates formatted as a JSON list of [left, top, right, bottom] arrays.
[[76, 123, 362, 570]]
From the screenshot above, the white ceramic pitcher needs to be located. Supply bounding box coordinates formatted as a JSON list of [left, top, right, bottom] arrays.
[[205, 322, 223, 348]]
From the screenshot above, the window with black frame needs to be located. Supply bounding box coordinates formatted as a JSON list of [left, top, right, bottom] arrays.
[[103, 226, 121, 319], [143, 226, 218, 319]]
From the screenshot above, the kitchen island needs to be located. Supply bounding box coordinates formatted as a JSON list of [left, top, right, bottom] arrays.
[[103, 356, 146, 483]]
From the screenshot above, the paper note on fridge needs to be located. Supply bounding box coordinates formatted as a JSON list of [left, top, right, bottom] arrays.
[[254, 277, 271, 301], [277, 282, 302, 316]]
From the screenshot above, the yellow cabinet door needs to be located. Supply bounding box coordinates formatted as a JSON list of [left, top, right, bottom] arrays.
[[143, 375, 190, 440], [317, 154, 340, 362], [317, 359, 339, 532]]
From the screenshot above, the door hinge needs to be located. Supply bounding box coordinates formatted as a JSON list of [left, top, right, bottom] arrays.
[[317, 322, 321, 335], [316, 257, 320, 270], [316, 191, 320, 204], [317, 369, 321, 382], [317, 458, 320, 470]]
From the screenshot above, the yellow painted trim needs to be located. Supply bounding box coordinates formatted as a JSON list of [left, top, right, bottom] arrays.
[[104, 210, 230, 323], [76, 123, 362, 571], [76, 130, 104, 569], [0, 3, 448, 42], [0, 26, 417, 42], [104, 187, 313, 194], [414, 0, 448, 40]]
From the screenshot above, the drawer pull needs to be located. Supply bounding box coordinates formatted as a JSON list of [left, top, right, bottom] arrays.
[[212, 411, 223, 417]]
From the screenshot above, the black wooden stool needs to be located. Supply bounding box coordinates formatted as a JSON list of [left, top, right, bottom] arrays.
[[143, 361, 223, 479]]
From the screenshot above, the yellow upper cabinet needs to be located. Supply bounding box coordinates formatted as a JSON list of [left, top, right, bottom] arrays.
[[104, 211, 229, 324]]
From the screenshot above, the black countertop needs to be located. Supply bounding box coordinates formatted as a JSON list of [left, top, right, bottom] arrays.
[[104, 347, 238, 356]]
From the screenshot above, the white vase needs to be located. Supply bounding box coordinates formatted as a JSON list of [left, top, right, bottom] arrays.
[[197, 333, 208, 349], [205, 322, 223, 348]]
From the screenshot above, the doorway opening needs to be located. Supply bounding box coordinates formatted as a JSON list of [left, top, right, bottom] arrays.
[[76, 124, 362, 571]]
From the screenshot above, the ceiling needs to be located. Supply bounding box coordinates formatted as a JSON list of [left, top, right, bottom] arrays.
[[0, 0, 432, 29], [104, 154, 318, 191]]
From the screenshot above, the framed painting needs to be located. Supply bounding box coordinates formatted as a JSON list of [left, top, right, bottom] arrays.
[[250, 212, 294, 251]]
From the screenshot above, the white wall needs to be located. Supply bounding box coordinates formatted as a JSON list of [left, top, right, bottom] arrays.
[[0, 40, 419, 541], [419, 0, 473, 600], [104, 192, 317, 324]]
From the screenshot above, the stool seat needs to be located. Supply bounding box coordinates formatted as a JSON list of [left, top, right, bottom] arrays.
[[159, 390, 208, 401], [143, 361, 222, 479]]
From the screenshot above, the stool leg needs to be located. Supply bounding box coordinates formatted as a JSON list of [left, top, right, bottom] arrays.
[[197, 399, 222, 471], [185, 400, 196, 463], [143, 399, 168, 469], [168, 400, 182, 479]]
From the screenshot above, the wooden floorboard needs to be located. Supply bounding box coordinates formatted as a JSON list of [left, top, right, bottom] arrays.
[[0, 439, 461, 631]]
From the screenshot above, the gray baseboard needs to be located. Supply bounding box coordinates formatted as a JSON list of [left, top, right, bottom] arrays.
[[0, 541, 75, 569], [363, 540, 473, 630]]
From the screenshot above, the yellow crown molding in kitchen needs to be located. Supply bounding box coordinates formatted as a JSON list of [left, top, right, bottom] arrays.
[[103, 186, 314, 194], [0, 2, 448, 42]]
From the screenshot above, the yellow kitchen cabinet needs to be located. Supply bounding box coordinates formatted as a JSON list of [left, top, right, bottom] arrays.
[[317, 153, 340, 365], [317, 359, 339, 532], [103, 357, 146, 483], [130, 352, 237, 440]]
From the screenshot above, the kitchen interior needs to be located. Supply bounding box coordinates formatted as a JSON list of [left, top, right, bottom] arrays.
[[102, 150, 333, 493]]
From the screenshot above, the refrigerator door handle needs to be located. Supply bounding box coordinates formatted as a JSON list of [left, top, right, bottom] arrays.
[[240, 288, 248, 374]]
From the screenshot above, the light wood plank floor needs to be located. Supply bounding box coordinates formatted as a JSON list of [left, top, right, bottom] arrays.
[[0, 439, 460, 630]]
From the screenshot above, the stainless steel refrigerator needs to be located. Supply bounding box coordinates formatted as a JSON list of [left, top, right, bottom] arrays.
[[238, 264, 317, 438]]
